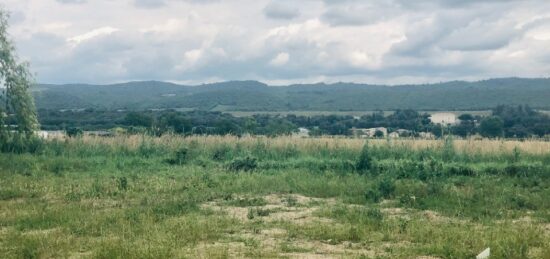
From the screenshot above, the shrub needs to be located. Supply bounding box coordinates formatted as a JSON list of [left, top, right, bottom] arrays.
[[364, 188, 382, 203], [366, 208, 384, 222], [166, 147, 189, 165], [0, 134, 44, 154], [445, 164, 476, 176], [378, 178, 396, 198], [212, 144, 232, 161], [66, 127, 83, 138], [227, 156, 257, 172], [117, 176, 128, 191], [247, 208, 271, 219], [356, 143, 372, 173]]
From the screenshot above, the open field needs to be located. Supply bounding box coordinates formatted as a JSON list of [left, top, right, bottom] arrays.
[[1, 136, 549, 258], [225, 110, 494, 117]]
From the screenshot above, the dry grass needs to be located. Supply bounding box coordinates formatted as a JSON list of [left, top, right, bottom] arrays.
[[75, 134, 550, 155]]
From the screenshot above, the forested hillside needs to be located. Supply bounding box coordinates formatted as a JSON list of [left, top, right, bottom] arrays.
[[33, 78, 550, 111]]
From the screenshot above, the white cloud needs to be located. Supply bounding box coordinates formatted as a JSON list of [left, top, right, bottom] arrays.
[[263, 1, 300, 20], [269, 52, 289, 66], [67, 26, 119, 44], [2, 0, 550, 84]]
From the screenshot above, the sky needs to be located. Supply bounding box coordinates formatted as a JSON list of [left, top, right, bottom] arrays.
[[2, 0, 550, 85]]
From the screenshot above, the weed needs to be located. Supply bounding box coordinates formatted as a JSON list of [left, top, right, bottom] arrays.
[[356, 143, 373, 173], [227, 155, 257, 172], [166, 147, 189, 165], [117, 176, 128, 191]]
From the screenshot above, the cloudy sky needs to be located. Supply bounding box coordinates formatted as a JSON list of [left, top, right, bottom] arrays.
[[3, 0, 550, 85]]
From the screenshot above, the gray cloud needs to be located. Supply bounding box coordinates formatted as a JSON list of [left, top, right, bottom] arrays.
[[263, 1, 300, 20], [134, 0, 220, 9], [4, 0, 550, 84], [321, 4, 391, 26], [56, 0, 87, 4], [134, 0, 166, 9], [7, 10, 25, 25]]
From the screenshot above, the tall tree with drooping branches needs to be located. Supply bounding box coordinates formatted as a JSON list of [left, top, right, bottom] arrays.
[[0, 8, 39, 144]]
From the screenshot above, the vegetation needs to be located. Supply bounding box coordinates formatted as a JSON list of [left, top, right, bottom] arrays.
[[33, 78, 550, 111], [0, 136, 549, 258], [37, 105, 550, 138], [0, 9, 39, 153]]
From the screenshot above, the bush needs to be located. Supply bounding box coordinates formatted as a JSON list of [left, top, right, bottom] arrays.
[[378, 178, 396, 198], [445, 164, 477, 176], [227, 156, 258, 172], [212, 144, 232, 161], [0, 133, 44, 154], [364, 188, 382, 203], [66, 127, 83, 138], [166, 147, 189, 165], [117, 177, 128, 191], [356, 143, 372, 173]]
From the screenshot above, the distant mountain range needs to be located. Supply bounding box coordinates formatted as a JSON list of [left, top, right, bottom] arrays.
[[32, 78, 550, 111]]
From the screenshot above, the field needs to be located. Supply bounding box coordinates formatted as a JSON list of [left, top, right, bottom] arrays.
[[1, 136, 549, 258], [225, 110, 494, 117]]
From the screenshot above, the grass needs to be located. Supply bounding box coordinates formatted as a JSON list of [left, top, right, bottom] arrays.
[[0, 135, 549, 258]]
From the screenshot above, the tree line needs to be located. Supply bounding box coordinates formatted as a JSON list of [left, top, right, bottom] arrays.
[[37, 105, 550, 139]]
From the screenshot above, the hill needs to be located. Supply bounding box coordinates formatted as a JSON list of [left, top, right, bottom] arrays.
[[32, 78, 550, 111]]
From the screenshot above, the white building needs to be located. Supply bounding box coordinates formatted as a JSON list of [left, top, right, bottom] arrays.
[[294, 127, 310, 138], [36, 130, 66, 139], [430, 113, 458, 125], [353, 127, 388, 138]]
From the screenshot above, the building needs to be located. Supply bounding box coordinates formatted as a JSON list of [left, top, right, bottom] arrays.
[[294, 127, 310, 138], [36, 130, 66, 139], [352, 127, 388, 138], [430, 113, 458, 126]]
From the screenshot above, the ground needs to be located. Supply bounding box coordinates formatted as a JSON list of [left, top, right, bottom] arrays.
[[0, 136, 549, 258]]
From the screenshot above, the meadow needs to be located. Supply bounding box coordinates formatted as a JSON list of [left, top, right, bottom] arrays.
[[0, 135, 549, 258]]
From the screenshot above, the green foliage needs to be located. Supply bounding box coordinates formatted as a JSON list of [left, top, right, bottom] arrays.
[[480, 116, 504, 138], [227, 155, 258, 172], [65, 127, 83, 138], [355, 143, 372, 173], [123, 112, 153, 128], [364, 188, 381, 203], [117, 176, 128, 191], [33, 78, 550, 111], [166, 147, 189, 165], [0, 9, 39, 152], [1, 137, 550, 257]]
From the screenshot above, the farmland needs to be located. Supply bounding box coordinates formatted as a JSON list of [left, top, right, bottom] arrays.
[[1, 136, 549, 258]]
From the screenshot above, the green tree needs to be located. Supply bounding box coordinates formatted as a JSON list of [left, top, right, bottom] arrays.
[[480, 116, 503, 138], [124, 112, 153, 127], [0, 9, 39, 151]]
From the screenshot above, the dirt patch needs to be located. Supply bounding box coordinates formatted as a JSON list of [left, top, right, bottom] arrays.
[[201, 194, 335, 225], [281, 240, 377, 258]]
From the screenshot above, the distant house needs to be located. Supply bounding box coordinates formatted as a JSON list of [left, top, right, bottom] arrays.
[[430, 113, 458, 126], [389, 129, 412, 138], [37, 130, 66, 139], [418, 132, 436, 139], [294, 127, 310, 138], [353, 127, 387, 138]]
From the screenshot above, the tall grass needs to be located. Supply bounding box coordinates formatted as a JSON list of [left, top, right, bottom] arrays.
[[1, 135, 549, 258]]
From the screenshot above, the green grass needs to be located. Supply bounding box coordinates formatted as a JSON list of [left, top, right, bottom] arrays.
[[0, 136, 549, 258]]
